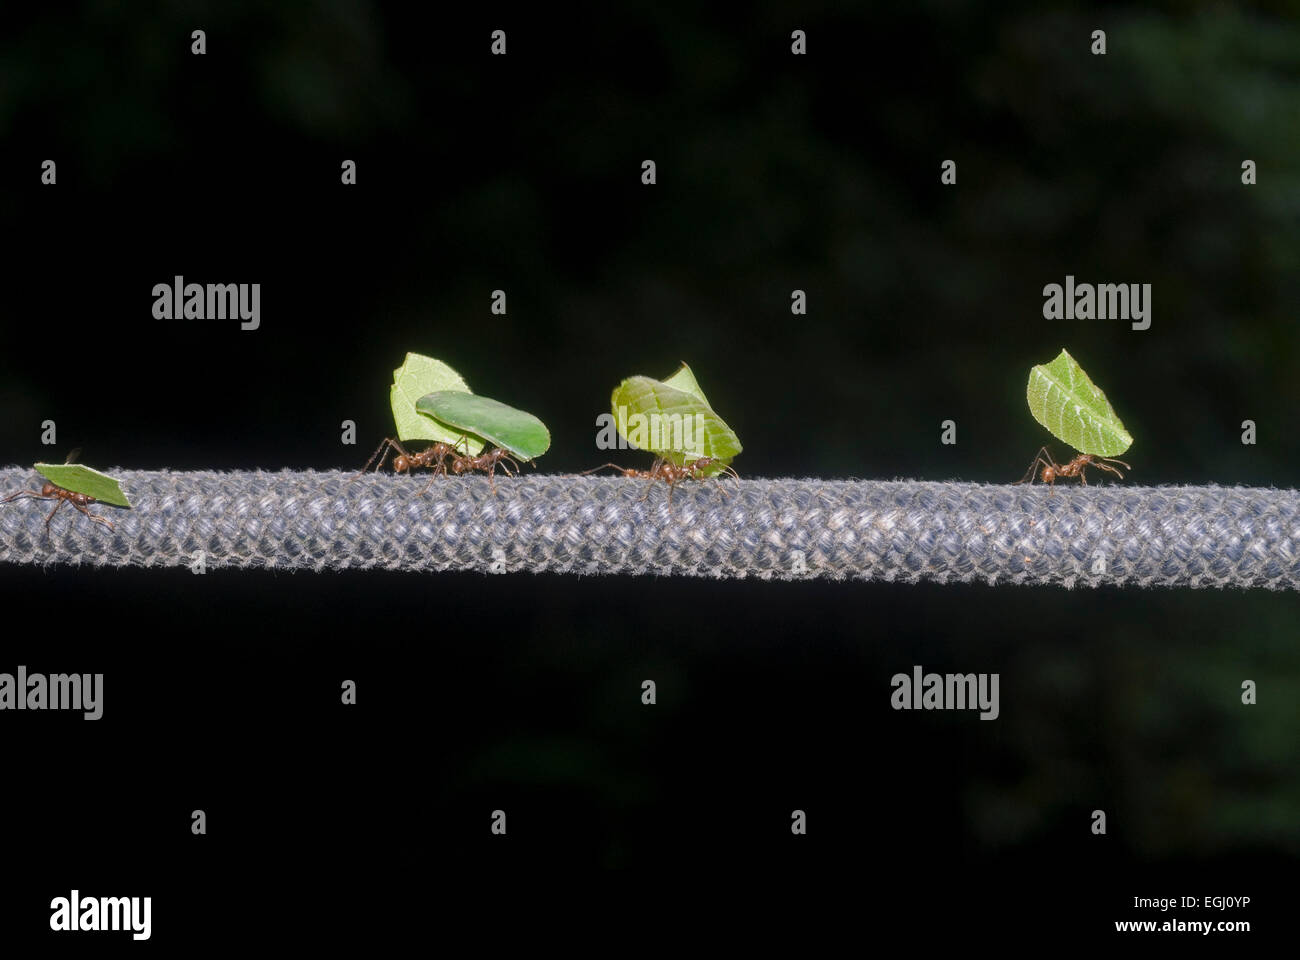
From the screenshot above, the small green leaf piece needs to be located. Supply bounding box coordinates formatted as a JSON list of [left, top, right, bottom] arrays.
[[1027, 348, 1133, 457], [33, 463, 131, 507], [415, 392, 551, 461], [610, 367, 742, 475], [389, 353, 484, 454]]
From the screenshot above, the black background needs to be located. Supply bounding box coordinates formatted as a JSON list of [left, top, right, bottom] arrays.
[[0, 2, 1295, 945]]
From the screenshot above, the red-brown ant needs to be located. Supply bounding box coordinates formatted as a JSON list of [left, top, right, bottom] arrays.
[[355, 437, 522, 493], [358, 437, 463, 479], [1017, 446, 1130, 491], [1, 481, 115, 532], [584, 456, 740, 500], [448, 447, 521, 490]]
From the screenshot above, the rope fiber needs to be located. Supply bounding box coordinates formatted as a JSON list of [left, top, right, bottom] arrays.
[[0, 467, 1296, 589]]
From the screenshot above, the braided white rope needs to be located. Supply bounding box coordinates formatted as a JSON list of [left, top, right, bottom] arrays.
[[0, 467, 1296, 589]]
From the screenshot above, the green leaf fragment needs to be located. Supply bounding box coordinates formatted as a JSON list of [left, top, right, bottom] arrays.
[[660, 361, 713, 409], [416, 392, 551, 461], [610, 365, 742, 475], [1027, 348, 1133, 457], [389, 352, 484, 454], [33, 463, 131, 507]]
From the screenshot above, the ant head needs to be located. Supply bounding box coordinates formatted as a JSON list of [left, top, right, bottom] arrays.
[[40, 481, 57, 495], [1042, 466, 1056, 484], [393, 455, 410, 473], [451, 458, 468, 475]]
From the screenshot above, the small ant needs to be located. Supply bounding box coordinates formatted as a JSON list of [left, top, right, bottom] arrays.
[[1017, 446, 1130, 492], [357, 437, 463, 480], [356, 437, 522, 493], [448, 447, 521, 491], [1, 481, 115, 532], [584, 456, 740, 500]]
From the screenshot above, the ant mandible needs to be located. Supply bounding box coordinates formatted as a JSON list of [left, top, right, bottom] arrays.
[[1017, 446, 1130, 491]]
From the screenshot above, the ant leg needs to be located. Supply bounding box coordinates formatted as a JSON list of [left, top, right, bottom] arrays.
[[1017, 457, 1045, 485], [1017, 447, 1056, 485], [432, 449, 450, 477], [1021, 447, 1055, 485], [638, 475, 659, 502], [72, 501, 115, 530], [493, 452, 520, 479], [1, 489, 52, 505], [639, 458, 665, 502], [352, 437, 405, 483], [687, 460, 733, 497], [582, 464, 633, 476], [420, 447, 460, 494], [374, 437, 403, 473], [43, 498, 67, 532]]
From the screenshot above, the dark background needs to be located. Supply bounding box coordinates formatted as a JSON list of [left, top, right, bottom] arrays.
[[0, 1, 1295, 944]]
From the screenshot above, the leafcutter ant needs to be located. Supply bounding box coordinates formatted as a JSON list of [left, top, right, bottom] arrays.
[[355, 437, 521, 494], [1, 449, 127, 533], [358, 437, 463, 477], [1, 480, 115, 532], [353, 437, 471, 496], [447, 446, 521, 491], [584, 456, 740, 501], [1017, 446, 1130, 492]]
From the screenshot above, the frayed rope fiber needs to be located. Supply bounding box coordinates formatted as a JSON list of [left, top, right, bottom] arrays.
[[0, 467, 1297, 589]]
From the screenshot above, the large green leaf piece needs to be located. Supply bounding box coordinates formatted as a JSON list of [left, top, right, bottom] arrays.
[[1026, 348, 1133, 457], [415, 392, 551, 461], [33, 462, 131, 507], [389, 353, 484, 454], [610, 363, 742, 474]]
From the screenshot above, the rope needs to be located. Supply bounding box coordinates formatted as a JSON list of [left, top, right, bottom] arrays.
[[0, 466, 1296, 589]]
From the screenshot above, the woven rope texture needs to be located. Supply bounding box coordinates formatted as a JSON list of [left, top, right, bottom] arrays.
[[0, 467, 1296, 589]]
